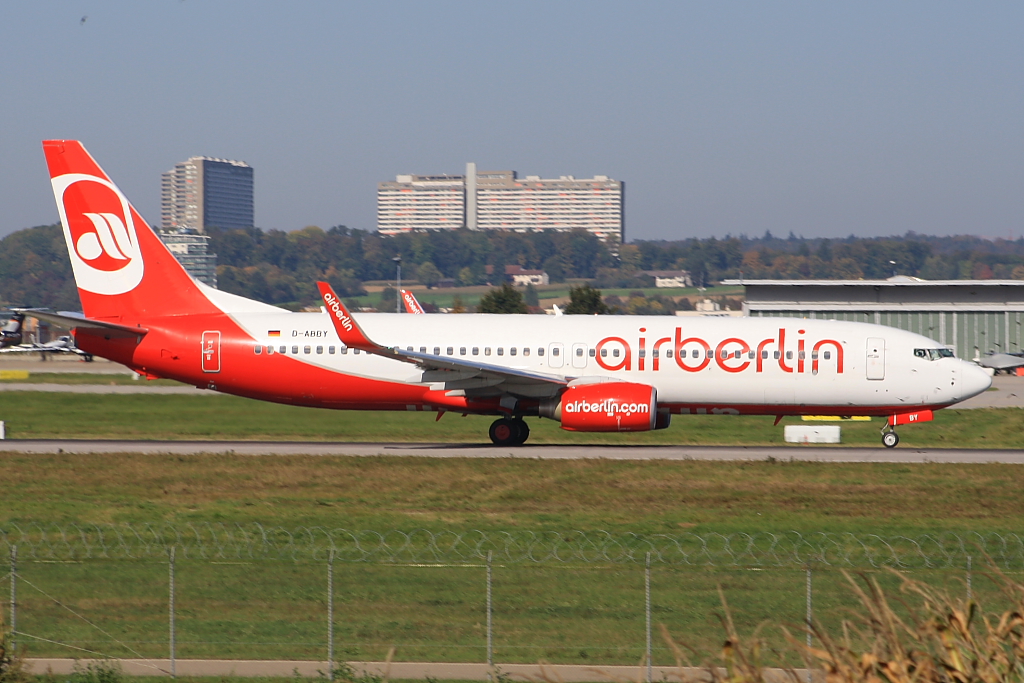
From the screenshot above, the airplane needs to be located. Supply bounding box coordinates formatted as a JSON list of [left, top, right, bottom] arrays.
[[0, 311, 94, 360], [32, 140, 991, 448], [400, 289, 425, 314], [975, 352, 1024, 374]]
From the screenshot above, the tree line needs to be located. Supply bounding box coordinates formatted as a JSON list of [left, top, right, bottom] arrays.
[[3, 223, 1024, 311]]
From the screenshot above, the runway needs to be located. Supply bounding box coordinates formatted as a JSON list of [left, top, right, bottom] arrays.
[[2, 439, 1022, 463]]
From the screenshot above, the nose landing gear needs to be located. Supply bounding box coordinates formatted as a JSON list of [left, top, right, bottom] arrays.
[[489, 417, 530, 446], [881, 429, 900, 448]]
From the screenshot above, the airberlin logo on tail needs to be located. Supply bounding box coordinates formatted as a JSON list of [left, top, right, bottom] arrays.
[[51, 173, 144, 295], [322, 291, 354, 331]]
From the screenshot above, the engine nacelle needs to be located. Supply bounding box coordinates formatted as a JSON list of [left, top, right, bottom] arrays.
[[540, 382, 657, 432]]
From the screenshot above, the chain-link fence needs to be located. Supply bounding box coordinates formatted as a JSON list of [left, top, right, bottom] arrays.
[[1, 525, 1021, 672]]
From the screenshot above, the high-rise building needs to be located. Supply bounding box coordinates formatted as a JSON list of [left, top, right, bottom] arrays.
[[158, 231, 218, 288], [377, 163, 624, 242], [161, 157, 253, 233]]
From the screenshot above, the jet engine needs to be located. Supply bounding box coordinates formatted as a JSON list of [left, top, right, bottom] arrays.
[[539, 381, 659, 432]]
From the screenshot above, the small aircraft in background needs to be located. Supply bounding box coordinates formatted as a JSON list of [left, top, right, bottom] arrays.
[[0, 311, 93, 361], [976, 351, 1024, 375]]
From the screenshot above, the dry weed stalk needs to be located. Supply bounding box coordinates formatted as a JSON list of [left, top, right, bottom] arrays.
[[0, 614, 28, 683], [658, 571, 1024, 683]]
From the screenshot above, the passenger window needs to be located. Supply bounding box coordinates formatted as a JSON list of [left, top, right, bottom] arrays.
[[473, 347, 479, 355], [734, 350, 741, 359], [786, 351, 793, 360], [433, 347, 440, 355], [460, 347, 467, 355], [811, 351, 818, 360], [612, 349, 619, 358], [666, 349, 673, 358], [523, 348, 530, 356], [267, 346, 274, 355], [303, 346, 311, 354], [341, 347, 348, 354], [484, 348, 491, 356], [447, 347, 454, 355], [761, 350, 768, 359], [552, 348, 560, 356], [292, 346, 299, 354], [589, 348, 595, 357], [497, 348, 503, 356], [354, 348, 360, 355], [774, 351, 780, 359], [601, 348, 608, 357], [577, 348, 584, 357], [254, 345, 262, 355], [638, 349, 645, 358], [747, 351, 755, 359], [316, 346, 323, 354], [407, 346, 413, 351], [420, 346, 427, 353], [329, 346, 336, 354], [279, 346, 286, 354], [510, 347, 517, 356], [538, 348, 545, 356], [706, 349, 713, 359], [824, 351, 831, 360]]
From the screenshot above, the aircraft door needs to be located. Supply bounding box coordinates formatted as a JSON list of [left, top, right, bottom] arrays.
[[202, 331, 221, 373], [866, 337, 884, 380], [548, 342, 564, 368], [571, 343, 588, 369]]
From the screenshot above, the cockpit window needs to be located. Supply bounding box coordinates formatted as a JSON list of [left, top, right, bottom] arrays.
[[914, 348, 955, 361]]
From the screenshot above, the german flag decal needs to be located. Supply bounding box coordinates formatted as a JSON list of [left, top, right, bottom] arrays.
[[268, 330, 281, 337]]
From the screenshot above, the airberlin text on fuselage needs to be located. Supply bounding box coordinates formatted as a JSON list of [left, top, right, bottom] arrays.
[[594, 327, 845, 375], [322, 292, 353, 332]]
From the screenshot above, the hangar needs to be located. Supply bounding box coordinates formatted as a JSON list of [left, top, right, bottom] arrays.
[[723, 278, 1024, 361]]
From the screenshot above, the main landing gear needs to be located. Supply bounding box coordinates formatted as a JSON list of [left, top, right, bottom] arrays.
[[489, 417, 530, 446]]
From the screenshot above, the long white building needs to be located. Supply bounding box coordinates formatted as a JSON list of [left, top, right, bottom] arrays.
[[377, 163, 623, 242]]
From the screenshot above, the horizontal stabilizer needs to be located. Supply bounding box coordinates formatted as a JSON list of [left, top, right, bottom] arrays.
[[13, 309, 148, 338]]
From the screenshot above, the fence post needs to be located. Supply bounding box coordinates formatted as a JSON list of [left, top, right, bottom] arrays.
[[645, 551, 652, 683], [9, 545, 15, 652], [966, 555, 972, 603], [486, 550, 493, 676], [169, 546, 176, 678], [805, 565, 812, 683], [328, 549, 335, 678]]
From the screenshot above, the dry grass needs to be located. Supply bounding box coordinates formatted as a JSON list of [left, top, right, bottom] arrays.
[[659, 568, 1024, 683]]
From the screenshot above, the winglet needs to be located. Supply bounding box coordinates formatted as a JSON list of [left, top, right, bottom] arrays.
[[317, 282, 377, 350]]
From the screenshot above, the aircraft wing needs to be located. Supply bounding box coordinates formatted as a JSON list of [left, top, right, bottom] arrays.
[[12, 309, 148, 338], [317, 282, 568, 398], [976, 353, 1024, 370]]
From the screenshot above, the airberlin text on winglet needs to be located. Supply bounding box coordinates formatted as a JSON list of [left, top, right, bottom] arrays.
[[594, 327, 844, 374]]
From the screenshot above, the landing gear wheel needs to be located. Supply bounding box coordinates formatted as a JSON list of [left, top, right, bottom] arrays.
[[511, 419, 530, 445], [882, 431, 899, 448], [489, 418, 520, 446]]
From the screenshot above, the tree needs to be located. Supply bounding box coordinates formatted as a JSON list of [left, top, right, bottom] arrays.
[[564, 284, 609, 315], [477, 284, 528, 314], [417, 261, 443, 289], [524, 283, 540, 307]]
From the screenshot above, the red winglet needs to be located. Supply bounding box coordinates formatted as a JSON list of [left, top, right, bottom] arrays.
[[317, 282, 376, 350]]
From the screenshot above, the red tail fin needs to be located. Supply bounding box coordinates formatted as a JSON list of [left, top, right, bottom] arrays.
[[43, 140, 218, 322]]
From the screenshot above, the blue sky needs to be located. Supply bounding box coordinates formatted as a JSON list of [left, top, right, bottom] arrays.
[[2, 2, 1022, 241]]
